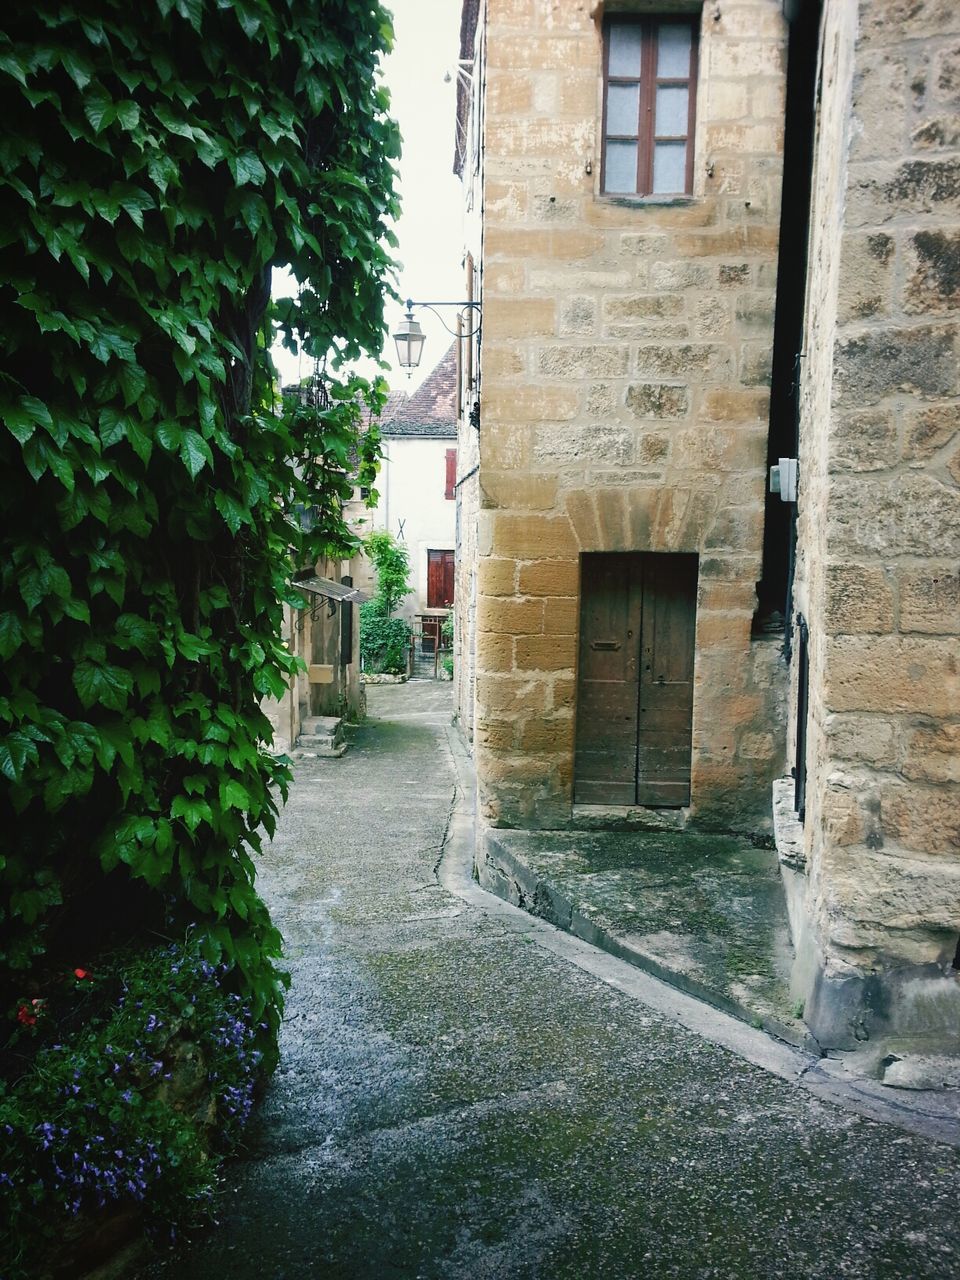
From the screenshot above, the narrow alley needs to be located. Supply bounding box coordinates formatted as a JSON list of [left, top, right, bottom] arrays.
[[141, 682, 960, 1280]]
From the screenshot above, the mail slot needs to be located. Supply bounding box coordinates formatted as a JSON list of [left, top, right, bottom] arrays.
[[591, 640, 621, 651]]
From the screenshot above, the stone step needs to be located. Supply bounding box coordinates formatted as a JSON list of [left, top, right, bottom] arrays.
[[301, 716, 343, 736], [295, 716, 347, 758]]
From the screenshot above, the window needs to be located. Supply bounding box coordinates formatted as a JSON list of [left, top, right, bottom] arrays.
[[601, 15, 699, 197], [428, 550, 455, 608], [444, 448, 456, 500]]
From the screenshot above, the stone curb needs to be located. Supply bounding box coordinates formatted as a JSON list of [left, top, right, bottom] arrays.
[[479, 831, 819, 1054]]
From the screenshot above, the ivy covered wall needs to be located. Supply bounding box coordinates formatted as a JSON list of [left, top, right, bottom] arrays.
[[0, 0, 399, 1043]]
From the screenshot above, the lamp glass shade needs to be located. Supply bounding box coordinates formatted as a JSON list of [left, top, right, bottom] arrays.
[[393, 313, 426, 369]]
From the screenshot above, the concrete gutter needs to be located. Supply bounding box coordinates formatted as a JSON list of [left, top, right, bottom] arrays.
[[438, 724, 960, 1148]]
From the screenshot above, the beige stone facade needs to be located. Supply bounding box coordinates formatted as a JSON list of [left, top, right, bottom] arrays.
[[463, 0, 789, 831], [789, 0, 960, 1049], [454, 0, 959, 1054]]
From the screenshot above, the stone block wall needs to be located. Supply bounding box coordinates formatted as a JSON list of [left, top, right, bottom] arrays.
[[474, 0, 789, 830], [793, 0, 960, 1048]]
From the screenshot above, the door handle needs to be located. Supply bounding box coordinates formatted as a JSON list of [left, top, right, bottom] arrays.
[[590, 640, 621, 651]]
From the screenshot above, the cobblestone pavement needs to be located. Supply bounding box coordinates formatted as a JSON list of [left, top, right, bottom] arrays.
[[139, 681, 960, 1280]]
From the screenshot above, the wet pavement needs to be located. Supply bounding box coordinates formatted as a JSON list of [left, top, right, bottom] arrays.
[[138, 680, 960, 1280]]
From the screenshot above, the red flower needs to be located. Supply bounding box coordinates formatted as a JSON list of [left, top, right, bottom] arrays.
[[73, 968, 91, 980], [16, 999, 43, 1026]]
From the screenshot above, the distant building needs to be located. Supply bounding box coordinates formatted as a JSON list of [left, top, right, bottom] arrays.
[[352, 346, 458, 628], [261, 554, 365, 753], [453, 0, 960, 1060]]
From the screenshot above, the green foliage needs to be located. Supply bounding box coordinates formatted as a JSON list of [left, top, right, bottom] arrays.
[[363, 531, 413, 616], [440, 612, 453, 677], [0, 942, 264, 1277], [359, 603, 410, 676], [359, 532, 412, 674], [0, 0, 399, 1047]]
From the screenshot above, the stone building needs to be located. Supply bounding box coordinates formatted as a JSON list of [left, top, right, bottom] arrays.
[[453, 0, 959, 1058], [786, 0, 960, 1051], [261, 554, 365, 754]]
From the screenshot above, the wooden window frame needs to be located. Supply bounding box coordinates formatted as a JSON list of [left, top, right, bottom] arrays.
[[601, 14, 700, 198], [444, 447, 457, 500]]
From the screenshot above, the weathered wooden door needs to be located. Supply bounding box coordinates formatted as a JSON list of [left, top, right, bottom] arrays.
[[574, 552, 697, 807]]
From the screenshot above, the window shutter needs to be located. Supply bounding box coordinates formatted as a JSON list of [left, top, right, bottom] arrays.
[[444, 448, 457, 500]]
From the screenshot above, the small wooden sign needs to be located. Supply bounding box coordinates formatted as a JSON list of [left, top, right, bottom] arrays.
[[308, 664, 334, 685]]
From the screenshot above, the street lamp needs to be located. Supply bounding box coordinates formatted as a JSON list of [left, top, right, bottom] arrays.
[[392, 307, 426, 372], [392, 298, 482, 374]]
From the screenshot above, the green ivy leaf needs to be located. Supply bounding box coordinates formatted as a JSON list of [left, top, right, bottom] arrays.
[[73, 661, 134, 711], [115, 613, 159, 654], [115, 101, 140, 131], [0, 612, 25, 660], [214, 491, 249, 534], [220, 779, 251, 811], [3, 395, 53, 444], [83, 87, 116, 134], [172, 795, 212, 833], [179, 428, 212, 478], [0, 733, 40, 782], [229, 152, 267, 187], [155, 422, 182, 452]]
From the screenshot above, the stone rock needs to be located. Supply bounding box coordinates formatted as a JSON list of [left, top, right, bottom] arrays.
[[904, 229, 960, 314], [624, 383, 689, 419], [833, 324, 958, 405]]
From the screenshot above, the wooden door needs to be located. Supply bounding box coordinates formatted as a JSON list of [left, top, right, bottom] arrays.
[[636, 553, 698, 806], [427, 550, 455, 608], [574, 552, 697, 807]]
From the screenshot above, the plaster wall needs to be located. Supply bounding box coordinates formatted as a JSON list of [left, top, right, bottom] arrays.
[[363, 435, 457, 618], [792, 0, 960, 1049], [474, 0, 789, 831]]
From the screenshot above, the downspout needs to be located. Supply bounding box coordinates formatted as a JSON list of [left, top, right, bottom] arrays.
[[756, 0, 823, 652]]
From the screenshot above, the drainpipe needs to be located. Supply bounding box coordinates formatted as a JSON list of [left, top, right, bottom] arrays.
[[756, 0, 823, 647]]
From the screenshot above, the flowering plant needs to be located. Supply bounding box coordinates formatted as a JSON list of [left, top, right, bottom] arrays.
[[0, 941, 266, 1277]]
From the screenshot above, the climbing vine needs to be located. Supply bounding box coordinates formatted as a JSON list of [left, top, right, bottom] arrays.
[[0, 0, 400, 1050]]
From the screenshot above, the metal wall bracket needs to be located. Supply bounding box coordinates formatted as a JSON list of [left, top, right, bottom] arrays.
[[769, 456, 799, 503]]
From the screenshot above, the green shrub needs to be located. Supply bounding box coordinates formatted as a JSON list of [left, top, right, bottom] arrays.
[[0, 940, 265, 1277], [359, 532, 413, 674], [359, 602, 410, 675], [363, 532, 413, 616]]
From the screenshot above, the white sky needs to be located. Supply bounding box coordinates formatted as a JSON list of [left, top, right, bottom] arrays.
[[272, 0, 465, 394]]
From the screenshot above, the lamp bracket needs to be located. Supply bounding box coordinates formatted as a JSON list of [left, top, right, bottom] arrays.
[[404, 298, 482, 340]]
